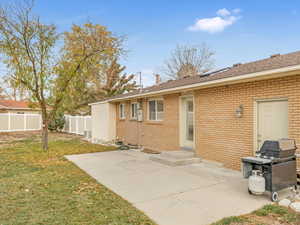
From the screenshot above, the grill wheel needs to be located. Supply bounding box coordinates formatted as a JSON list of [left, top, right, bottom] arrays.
[[271, 192, 279, 202]]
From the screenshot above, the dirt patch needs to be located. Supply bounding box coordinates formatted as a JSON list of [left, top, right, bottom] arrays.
[[48, 132, 82, 141], [0, 131, 40, 143], [0, 131, 82, 147], [244, 214, 281, 225], [142, 148, 161, 154]]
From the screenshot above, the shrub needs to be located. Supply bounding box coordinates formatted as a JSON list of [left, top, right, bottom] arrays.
[[48, 112, 65, 132], [254, 204, 288, 217]]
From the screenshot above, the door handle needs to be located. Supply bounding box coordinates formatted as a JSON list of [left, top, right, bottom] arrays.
[[257, 134, 262, 142]]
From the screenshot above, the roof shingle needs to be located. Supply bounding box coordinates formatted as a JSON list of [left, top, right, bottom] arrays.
[[103, 50, 300, 102]]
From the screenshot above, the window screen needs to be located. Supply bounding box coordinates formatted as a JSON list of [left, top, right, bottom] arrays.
[[148, 100, 164, 121], [119, 104, 125, 119], [131, 103, 138, 119]]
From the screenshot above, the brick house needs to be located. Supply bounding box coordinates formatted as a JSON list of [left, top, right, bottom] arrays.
[[0, 100, 42, 132], [90, 51, 300, 170], [0, 100, 41, 114]]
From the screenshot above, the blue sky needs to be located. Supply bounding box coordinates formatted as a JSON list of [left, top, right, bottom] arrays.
[[2, 0, 300, 86]]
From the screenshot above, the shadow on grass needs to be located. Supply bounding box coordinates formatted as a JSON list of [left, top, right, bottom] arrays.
[[0, 136, 157, 225]]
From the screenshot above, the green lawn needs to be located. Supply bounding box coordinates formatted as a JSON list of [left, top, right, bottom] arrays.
[[0, 134, 156, 225], [2, 133, 300, 225], [212, 204, 300, 225]]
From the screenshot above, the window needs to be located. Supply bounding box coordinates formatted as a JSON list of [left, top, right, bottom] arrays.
[[148, 99, 164, 121], [186, 100, 194, 141], [131, 103, 138, 119], [119, 103, 125, 119]]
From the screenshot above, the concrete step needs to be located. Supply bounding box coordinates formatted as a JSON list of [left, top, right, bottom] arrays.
[[161, 150, 195, 159], [149, 151, 201, 167]]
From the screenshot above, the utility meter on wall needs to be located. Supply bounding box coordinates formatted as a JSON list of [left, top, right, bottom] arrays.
[[137, 102, 143, 121], [137, 109, 143, 121]]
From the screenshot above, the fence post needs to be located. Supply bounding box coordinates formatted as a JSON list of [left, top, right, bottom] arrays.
[[24, 113, 26, 131], [76, 116, 79, 135], [68, 116, 71, 133], [8, 112, 11, 131]]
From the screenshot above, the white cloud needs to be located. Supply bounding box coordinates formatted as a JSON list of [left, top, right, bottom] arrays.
[[217, 8, 231, 17], [232, 8, 241, 14], [188, 8, 241, 33], [188, 16, 237, 33]]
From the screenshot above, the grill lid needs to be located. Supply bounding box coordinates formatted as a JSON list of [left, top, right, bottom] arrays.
[[257, 139, 297, 158], [259, 139, 297, 152], [279, 139, 297, 151]]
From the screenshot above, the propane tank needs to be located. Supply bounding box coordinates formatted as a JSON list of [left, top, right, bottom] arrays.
[[248, 170, 265, 195]]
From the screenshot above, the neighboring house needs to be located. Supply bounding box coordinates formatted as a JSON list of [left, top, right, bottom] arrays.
[[0, 100, 42, 132], [90, 51, 300, 170], [0, 100, 40, 114]]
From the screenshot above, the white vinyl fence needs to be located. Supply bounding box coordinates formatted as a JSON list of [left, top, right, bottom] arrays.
[[63, 115, 91, 135], [0, 113, 42, 132], [0, 113, 91, 135]]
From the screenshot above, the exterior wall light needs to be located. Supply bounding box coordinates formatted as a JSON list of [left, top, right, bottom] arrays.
[[236, 104, 244, 118]]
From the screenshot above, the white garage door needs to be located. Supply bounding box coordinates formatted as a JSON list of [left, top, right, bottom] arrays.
[[257, 100, 288, 149]]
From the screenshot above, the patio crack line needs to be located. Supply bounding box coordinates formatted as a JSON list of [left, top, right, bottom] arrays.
[[133, 180, 227, 205]]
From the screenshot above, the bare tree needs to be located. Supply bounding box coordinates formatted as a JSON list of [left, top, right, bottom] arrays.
[[0, 1, 127, 150], [163, 43, 215, 79], [0, 75, 29, 100]]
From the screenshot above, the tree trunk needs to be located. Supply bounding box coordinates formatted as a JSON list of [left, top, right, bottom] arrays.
[[42, 120, 48, 150], [41, 108, 49, 151]]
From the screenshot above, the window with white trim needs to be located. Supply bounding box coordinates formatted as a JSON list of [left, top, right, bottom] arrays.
[[131, 103, 138, 119], [148, 99, 164, 121], [119, 103, 125, 119]]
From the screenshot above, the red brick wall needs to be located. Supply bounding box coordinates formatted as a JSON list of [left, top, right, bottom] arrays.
[[194, 75, 300, 170], [116, 93, 180, 151], [116, 101, 140, 145], [116, 75, 300, 170]]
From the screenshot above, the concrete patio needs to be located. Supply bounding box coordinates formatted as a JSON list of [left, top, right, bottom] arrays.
[[66, 150, 269, 225]]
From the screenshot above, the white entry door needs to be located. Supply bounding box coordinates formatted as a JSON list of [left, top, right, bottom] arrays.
[[180, 97, 194, 150], [257, 100, 288, 150]]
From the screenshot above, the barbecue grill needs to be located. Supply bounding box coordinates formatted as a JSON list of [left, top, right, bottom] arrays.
[[242, 139, 297, 201]]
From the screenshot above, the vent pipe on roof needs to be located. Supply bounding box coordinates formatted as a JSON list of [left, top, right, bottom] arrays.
[[233, 63, 242, 67], [270, 54, 280, 58], [155, 74, 161, 85]]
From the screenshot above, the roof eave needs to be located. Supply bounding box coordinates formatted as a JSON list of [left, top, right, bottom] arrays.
[[88, 100, 109, 106], [90, 64, 300, 105]]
